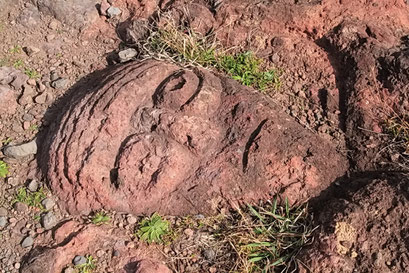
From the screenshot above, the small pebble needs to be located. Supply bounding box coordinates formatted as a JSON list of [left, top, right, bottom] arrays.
[[106, 6, 121, 18], [41, 198, 55, 210], [51, 78, 69, 89], [41, 212, 57, 230], [184, 228, 194, 237], [64, 268, 75, 273], [96, 249, 105, 258], [118, 48, 137, 63], [27, 78, 36, 86], [73, 255, 86, 266], [0, 216, 8, 228], [34, 93, 47, 104], [0, 207, 8, 216], [126, 215, 137, 225], [14, 262, 20, 269], [126, 241, 135, 248], [21, 236, 34, 248], [13, 202, 28, 213], [112, 250, 120, 257], [27, 179, 39, 192]]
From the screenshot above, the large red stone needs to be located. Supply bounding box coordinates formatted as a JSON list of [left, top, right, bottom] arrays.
[[40, 60, 348, 215]]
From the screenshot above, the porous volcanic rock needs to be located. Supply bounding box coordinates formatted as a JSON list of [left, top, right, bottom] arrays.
[[40, 60, 348, 215], [323, 20, 409, 170], [299, 174, 409, 273]]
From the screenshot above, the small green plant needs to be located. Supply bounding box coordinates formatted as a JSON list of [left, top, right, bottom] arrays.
[[33, 214, 41, 222], [219, 52, 281, 91], [13, 187, 46, 209], [75, 255, 96, 273], [9, 45, 22, 54], [13, 59, 24, 69], [0, 160, 9, 178], [2, 137, 12, 145], [24, 68, 40, 79], [28, 124, 39, 131], [137, 213, 170, 243], [91, 211, 110, 225]]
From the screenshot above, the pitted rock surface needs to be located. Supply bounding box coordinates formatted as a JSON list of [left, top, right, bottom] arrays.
[[40, 60, 348, 215]]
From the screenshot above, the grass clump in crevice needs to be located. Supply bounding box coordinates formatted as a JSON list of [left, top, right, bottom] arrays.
[[91, 211, 110, 225], [140, 17, 281, 92], [219, 51, 281, 91], [0, 160, 9, 178], [13, 187, 46, 209], [136, 212, 170, 244], [218, 198, 315, 273]]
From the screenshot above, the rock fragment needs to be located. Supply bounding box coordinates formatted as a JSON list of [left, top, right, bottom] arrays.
[[0, 85, 17, 116], [118, 48, 138, 62], [51, 78, 69, 89], [41, 212, 57, 230], [41, 198, 55, 210], [3, 139, 37, 159], [21, 236, 34, 248], [107, 6, 121, 18], [73, 255, 86, 266], [0, 216, 8, 228], [27, 179, 39, 192]]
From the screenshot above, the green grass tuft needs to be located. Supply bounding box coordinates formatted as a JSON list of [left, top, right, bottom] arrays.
[[218, 52, 281, 92], [24, 68, 40, 79], [136, 212, 170, 243], [0, 160, 9, 178], [13, 187, 46, 209], [91, 211, 110, 225]]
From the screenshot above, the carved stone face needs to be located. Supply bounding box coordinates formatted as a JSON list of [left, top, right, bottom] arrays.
[[41, 60, 347, 215]]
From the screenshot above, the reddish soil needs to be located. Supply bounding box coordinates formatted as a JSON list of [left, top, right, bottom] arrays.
[[0, 0, 408, 272]]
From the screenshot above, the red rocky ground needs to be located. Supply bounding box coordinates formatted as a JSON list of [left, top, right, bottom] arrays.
[[0, 0, 408, 272]]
